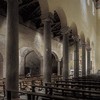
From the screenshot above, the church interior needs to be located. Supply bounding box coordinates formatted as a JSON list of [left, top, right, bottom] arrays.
[[0, 0, 100, 100]]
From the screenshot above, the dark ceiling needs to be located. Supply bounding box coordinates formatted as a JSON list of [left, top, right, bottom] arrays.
[[19, 0, 41, 28], [0, 0, 77, 45]]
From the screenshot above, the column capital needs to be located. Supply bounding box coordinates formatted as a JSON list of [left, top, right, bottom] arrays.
[[42, 18, 51, 23], [81, 41, 86, 46], [75, 35, 80, 42], [86, 46, 91, 51], [86, 44, 91, 51], [42, 12, 53, 23], [61, 26, 72, 35], [82, 43, 86, 46]]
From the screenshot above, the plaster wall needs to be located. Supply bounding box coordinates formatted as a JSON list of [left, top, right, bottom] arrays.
[[0, 16, 62, 77]]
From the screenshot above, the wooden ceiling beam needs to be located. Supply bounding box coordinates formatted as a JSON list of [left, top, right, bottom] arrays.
[[52, 25, 61, 30], [32, 6, 40, 13]]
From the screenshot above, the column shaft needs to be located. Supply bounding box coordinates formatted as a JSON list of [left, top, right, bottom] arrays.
[[40, 58, 43, 76], [82, 43, 86, 76], [74, 41, 79, 78], [57, 61, 61, 76], [87, 49, 91, 75], [62, 34, 69, 80], [6, 0, 19, 98], [43, 19, 52, 83]]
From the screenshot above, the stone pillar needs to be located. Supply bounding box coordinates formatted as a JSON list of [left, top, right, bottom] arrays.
[[0, 61, 3, 79], [87, 47, 91, 75], [74, 41, 79, 78], [6, 0, 19, 98], [57, 61, 61, 76], [43, 18, 52, 83], [82, 42, 86, 76], [40, 58, 43, 75], [62, 33, 69, 80]]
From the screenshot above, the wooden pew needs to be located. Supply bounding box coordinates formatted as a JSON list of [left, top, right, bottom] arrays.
[[19, 76, 43, 91], [51, 75, 62, 82], [45, 82, 100, 92], [46, 82, 100, 89], [74, 75, 100, 82], [56, 80, 100, 85], [31, 85, 100, 100], [6, 89, 77, 100]]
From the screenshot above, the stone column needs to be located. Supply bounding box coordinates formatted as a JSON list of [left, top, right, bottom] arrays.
[[0, 61, 3, 79], [87, 47, 91, 75], [40, 58, 43, 75], [43, 18, 52, 83], [82, 42, 86, 76], [6, 0, 19, 98], [57, 61, 61, 76], [62, 33, 69, 80], [74, 40, 79, 78]]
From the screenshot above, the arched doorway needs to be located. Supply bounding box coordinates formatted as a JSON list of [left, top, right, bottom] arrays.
[[24, 51, 41, 77], [52, 53, 58, 75], [19, 47, 42, 77]]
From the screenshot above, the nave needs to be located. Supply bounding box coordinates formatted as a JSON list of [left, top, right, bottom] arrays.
[[0, 0, 100, 100]]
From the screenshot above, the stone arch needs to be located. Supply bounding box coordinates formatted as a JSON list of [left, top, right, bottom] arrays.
[[24, 50, 41, 76], [68, 22, 79, 46], [19, 47, 42, 58], [86, 38, 90, 47], [0, 53, 3, 78], [19, 47, 33, 57], [52, 51, 59, 61], [70, 22, 78, 35], [80, 32, 85, 43], [54, 7, 67, 28], [19, 47, 42, 76]]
